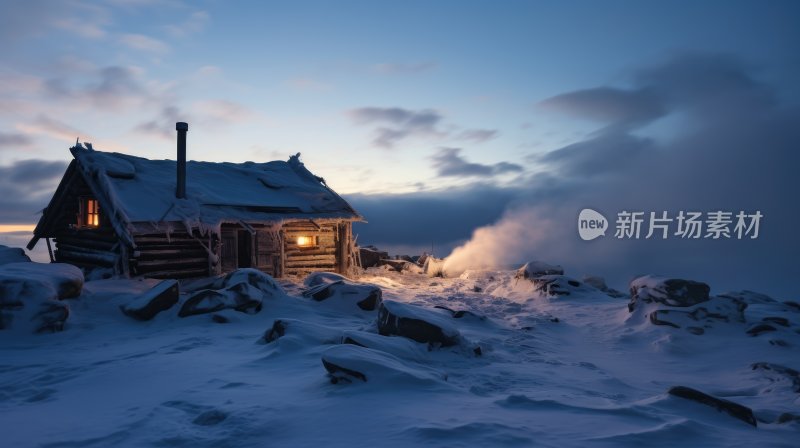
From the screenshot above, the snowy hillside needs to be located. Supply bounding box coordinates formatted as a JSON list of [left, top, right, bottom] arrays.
[[1, 260, 798, 447]]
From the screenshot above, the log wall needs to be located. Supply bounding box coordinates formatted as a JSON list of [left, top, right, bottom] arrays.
[[282, 221, 339, 276], [130, 231, 211, 279], [53, 227, 120, 271]]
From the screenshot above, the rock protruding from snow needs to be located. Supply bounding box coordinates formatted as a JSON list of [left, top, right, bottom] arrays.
[[514, 261, 564, 280], [179, 268, 282, 317], [582, 275, 626, 298], [302, 272, 382, 311], [628, 276, 710, 311], [377, 300, 461, 347], [341, 330, 428, 362], [359, 246, 388, 268], [0, 245, 31, 266], [751, 362, 800, 393], [668, 386, 757, 427], [321, 344, 446, 384], [262, 318, 342, 346], [0, 262, 82, 333], [120, 279, 179, 321], [526, 275, 598, 297]]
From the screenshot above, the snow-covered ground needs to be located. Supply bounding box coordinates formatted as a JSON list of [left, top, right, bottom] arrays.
[[1, 265, 798, 447]]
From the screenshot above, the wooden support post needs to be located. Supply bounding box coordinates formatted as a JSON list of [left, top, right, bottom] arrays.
[[45, 237, 55, 262]]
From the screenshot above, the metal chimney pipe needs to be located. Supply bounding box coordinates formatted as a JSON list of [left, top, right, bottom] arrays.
[[176, 122, 188, 199]]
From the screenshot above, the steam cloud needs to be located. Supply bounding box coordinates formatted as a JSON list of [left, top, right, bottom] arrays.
[[436, 53, 799, 297]]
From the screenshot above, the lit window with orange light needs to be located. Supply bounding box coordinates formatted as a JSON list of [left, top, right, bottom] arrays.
[[83, 198, 100, 227], [296, 236, 316, 247]]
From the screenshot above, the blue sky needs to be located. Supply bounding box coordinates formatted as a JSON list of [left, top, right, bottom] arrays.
[[1, 0, 799, 295]]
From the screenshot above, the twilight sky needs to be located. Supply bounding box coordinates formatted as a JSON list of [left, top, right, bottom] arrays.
[[1, 1, 798, 296]]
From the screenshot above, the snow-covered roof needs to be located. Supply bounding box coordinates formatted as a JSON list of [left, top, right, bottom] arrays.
[[29, 145, 361, 249]]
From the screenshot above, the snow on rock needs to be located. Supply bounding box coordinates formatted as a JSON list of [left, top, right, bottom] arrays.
[[302, 272, 382, 311], [0, 262, 84, 300], [514, 261, 564, 280], [0, 262, 82, 333], [262, 318, 343, 347], [628, 275, 711, 311], [321, 344, 446, 384], [0, 245, 31, 266], [359, 246, 388, 268], [751, 362, 800, 393], [179, 268, 282, 317], [581, 275, 626, 298], [626, 280, 800, 341], [522, 275, 600, 298], [340, 330, 429, 362], [668, 386, 757, 427], [120, 279, 179, 321], [377, 300, 461, 347], [303, 271, 347, 287]]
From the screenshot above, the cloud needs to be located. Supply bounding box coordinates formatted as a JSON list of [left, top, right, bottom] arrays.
[[540, 87, 666, 130], [17, 115, 87, 143], [40, 65, 147, 110], [355, 53, 799, 298], [349, 107, 444, 148], [135, 106, 186, 139], [0, 132, 32, 148], [347, 183, 519, 251], [134, 100, 254, 139], [456, 129, 498, 143], [536, 132, 654, 179], [372, 62, 437, 75], [0, 0, 110, 44], [119, 33, 169, 54], [0, 159, 67, 223], [432, 147, 523, 178], [192, 99, 254, 125], [165, 10, 209, 37]]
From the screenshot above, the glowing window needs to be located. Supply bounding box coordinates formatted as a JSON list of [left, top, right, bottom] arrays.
[[296, 236, 317, 247], [83, 198, 100, 227]]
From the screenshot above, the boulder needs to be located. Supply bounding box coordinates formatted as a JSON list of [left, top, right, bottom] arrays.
[[377, 259, 407, 272], [514, 261, 564, 280], [304, 272, 347, 288], [179, 285, 262, 317], [178, 269, 282, 317], [262, 318, 342, 346], [0, 262, 83, 333], [644, 296, 747, 332], [582, 275, 626, 298], [29, 300, 70, 333], [321, 344, 446, 384], [0, 245, 31, 266], [302, 273, 382, 311], [751, 362, 800, 393], [377, 300, 461, 347], [628, 276, 710, 311], [525, 275, 597, 297], [359, 246, 389, 268], [120, 279, 179, 321], [340, 330, 428, 362], [668, 386, 757, 427]]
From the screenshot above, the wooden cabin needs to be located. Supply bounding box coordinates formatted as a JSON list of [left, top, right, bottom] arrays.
[[27, 124, 363, 279]]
